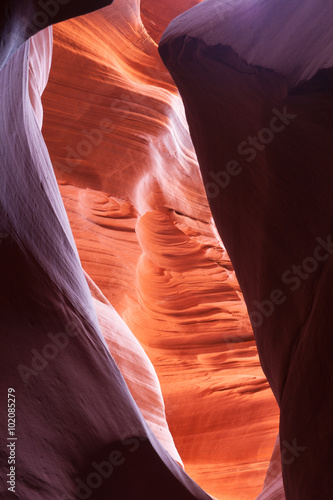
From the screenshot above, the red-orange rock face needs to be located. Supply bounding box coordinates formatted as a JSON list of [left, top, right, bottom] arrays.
[[40, 1, 279, 498], [1, 0, 307, 499]]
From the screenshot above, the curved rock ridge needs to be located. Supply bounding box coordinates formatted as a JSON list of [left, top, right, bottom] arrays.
[[160, 0, 333, 87], [159, 3, 333, 499], [0, 0, 114, 72], [0, 11, 212, 500], [85, 270, 183, 466], [28, 27, 53, 129], [40, 0, 279, 498], [26, 0, 192, 471], [141, 0, 201, 43]]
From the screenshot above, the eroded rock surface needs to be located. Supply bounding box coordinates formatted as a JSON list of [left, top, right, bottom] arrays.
[[0, 0, 290, 498], [160, 1, 333, 498]]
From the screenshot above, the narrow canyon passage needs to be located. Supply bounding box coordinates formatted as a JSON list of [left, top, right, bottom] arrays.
[[40, 1, 279, 498], [1, 1, 331, 499]]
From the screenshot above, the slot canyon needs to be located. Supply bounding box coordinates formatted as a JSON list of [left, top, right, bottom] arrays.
[[1, 1, 332, 499]]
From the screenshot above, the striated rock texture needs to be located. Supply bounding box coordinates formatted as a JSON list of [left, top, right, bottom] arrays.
[[0, 2, 210, 499], [159, 1, 333, 499], [0, 0, 293, 499], [0, 0, 114, 71], [40, 0, 279, 498]]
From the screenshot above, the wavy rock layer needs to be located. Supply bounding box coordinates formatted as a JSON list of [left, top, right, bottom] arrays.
[[160, 1, 333, 498], [41, 1, 279, 498], [0, 0, 114, 71], [0, 5, 208, 500]]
